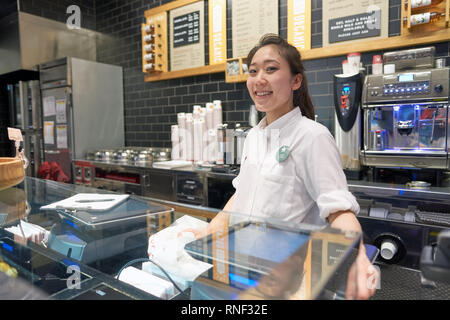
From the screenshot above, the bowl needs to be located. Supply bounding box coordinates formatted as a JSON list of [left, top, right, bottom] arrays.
[[0, 158, 25, 191]]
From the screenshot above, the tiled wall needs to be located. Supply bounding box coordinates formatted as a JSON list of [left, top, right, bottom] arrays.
[[2, 0, 450, 151]]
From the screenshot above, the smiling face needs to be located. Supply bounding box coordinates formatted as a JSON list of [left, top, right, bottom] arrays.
[[247, 44, 302, 124]]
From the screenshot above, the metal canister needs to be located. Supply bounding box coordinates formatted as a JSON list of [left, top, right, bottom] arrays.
[[216, 124, 228, 165], [234, 123, 247, 165], [372, 129, 387, 151]]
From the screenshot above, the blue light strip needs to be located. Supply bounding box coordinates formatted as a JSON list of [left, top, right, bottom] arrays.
[[64, 219, 78, 229], [2, 242, 13, 252], [229, 273, 258, 287]]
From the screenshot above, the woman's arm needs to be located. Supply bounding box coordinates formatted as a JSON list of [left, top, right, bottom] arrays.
[[204, 193, 235, 235], [327, 210, 378, 300], [180, 194, 235, 239]]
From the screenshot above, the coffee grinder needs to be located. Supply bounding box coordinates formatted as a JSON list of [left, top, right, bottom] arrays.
[[333, 72, 364, 180]]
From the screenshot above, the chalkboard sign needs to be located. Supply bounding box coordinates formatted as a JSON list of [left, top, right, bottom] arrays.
[[173, 11, 200, 48], [329, 10, 381, 44]]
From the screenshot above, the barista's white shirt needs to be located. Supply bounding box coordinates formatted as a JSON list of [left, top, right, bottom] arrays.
[[231, 107, 359, 227]]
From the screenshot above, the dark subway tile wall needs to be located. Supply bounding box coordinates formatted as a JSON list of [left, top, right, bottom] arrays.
[[3, 0, 449, 150], [96, 0, 449, 146]]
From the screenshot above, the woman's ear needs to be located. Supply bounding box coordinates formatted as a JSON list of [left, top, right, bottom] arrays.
[[292, 74, 302, 91]]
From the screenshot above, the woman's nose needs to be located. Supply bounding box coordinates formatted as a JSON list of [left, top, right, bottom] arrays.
[[254, 70, 267, 85]]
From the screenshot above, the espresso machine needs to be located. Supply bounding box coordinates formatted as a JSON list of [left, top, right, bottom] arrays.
[[361, 47, 449, 177]]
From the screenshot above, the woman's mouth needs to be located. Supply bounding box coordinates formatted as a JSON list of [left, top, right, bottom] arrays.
[[255, 91, 273, 97]]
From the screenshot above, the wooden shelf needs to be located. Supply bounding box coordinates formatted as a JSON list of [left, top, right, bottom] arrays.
[[144, 63, 226, 82], [301, 28, 450, 61]]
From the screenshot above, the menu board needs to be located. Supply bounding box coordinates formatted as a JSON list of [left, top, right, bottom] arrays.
[[231, 0, 279, 58], [170, 1, 205, 71], [323, 0, 388, 47], [173, 11, 200, 48]]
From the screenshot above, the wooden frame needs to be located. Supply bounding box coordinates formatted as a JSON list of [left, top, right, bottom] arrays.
[[401, 0, 449, 35], [225, 57, 249, 83]]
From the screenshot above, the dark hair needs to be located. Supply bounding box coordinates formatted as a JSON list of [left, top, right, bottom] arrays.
[[247, 34, 315, 120]]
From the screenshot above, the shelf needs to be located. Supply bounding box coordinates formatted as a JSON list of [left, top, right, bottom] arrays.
[[144, 63, 226, 82], [302, 28, 450, 61]]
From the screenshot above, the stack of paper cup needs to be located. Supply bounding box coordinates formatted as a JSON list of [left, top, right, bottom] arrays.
[[171, 125, 180, 160], [384, 64, 395, 74], [342, 60, 350, 75], [372, 55, 383, 75], [185, 113, 194, 161], [193, 105, 202, 120], [202, 120, 209, 162], [213, 100, 223, 129], [347, 53, 361, 74], [177, 113, 186, 160], [207, 129, 217, 163], [205, 103, 214, 130], [193, 118, 204, 162]]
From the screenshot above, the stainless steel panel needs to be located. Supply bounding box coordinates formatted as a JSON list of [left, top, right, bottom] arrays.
[[0, 12, 97, 75], [70, 57, 124, 159], [361, 151, 448, 169], [144, 170, 175, 201], [362, 68, 450, 104], [39, 58, 69, 88]]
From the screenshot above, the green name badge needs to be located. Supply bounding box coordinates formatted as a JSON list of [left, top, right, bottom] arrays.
[[276, 145, 290, 163]]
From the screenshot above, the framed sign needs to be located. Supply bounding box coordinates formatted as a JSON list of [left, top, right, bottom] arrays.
[[169, 1, 205, 71], [288, 0, 311, 50], [231, 0, 279, 58], [322, 0, 388, 47], [209, 0, 227, 64]]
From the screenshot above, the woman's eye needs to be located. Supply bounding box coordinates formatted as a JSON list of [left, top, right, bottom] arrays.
[[266, 66, 278, 72], [248, 69, 257, 75]]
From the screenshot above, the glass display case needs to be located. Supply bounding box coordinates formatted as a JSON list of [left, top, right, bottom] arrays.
[[0, 177, 363, 300]]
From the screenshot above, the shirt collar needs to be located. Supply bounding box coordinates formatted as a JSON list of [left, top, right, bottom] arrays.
[[257, 107, 302, 131]]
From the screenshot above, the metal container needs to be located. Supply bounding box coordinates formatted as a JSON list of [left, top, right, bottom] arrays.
[[371, 129, 388, 151], [102, 150, 114, 162], [152, 148, 171, 162], [234, 124, 248, 165], [85, 150, 96, 160], [136, 150, 153, 165], [406, 181, 431, 190], [216, 124, 228, 165]]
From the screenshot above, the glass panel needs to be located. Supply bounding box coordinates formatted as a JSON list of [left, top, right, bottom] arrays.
[[0, 177, 363, 300]]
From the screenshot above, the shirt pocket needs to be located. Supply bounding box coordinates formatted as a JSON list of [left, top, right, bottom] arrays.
[[254, 173, 295, 219]]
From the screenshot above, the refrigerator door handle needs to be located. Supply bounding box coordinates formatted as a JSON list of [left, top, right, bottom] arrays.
[[66, 90, 76, 158], [45, 150, 60, 155]]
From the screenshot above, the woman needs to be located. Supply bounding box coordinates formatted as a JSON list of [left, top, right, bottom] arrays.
[[184, 34, 377, 300]]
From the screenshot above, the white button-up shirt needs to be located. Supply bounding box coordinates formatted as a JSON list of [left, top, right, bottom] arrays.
[[232, 107, 360, 227]]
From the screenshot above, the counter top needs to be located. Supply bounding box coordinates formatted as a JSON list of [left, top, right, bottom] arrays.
[[76, 158, 450, 197]]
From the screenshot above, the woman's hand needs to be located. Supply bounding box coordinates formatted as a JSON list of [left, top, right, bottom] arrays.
[[327, 210, 379, 300], [345, 248, 379, 300], [177, 228, 207, 240]]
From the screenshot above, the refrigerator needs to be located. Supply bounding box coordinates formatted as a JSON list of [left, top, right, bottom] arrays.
[[7, 78, 44, 177], [39, 57, 124, 182]]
